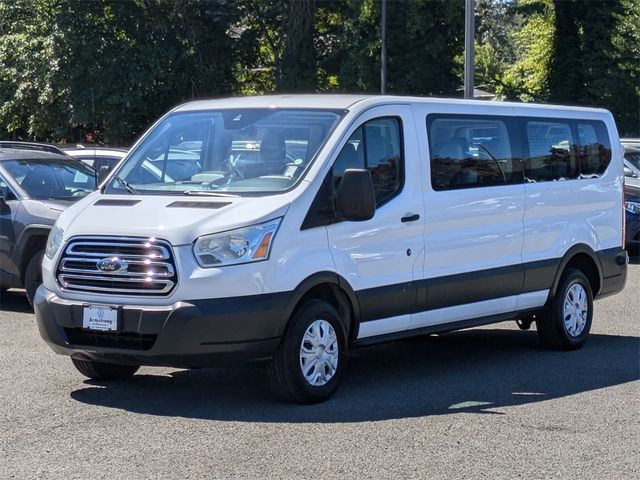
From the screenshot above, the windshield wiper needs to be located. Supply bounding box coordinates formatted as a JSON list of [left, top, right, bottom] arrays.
[[119, 177, 139, 195], [183, 190, 240, 198], [101, 174, 139, 195]]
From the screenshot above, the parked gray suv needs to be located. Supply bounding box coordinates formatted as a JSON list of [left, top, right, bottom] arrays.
[[0, 146, 97, 305]]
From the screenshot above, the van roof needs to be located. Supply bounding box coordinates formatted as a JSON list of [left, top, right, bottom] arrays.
[[173, 94, 610, 115]]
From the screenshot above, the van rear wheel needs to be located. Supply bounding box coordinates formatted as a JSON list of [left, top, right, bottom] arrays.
[[71, 358, 139, 380], [268, 299, 347, 404], [537, 268, 593, 350]]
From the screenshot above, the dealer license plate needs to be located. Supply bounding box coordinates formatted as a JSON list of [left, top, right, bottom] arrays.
[[82, 305, 118, 332]]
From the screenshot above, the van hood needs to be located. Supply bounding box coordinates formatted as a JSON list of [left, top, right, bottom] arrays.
[[57, 193, 291, 246]]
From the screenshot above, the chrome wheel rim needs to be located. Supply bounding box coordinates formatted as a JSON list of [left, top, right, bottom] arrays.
[[299, 319, 339, 387], [563, 283, 588, 337]]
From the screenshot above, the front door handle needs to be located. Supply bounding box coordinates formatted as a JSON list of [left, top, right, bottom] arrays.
[[401, 213, 420, 223]]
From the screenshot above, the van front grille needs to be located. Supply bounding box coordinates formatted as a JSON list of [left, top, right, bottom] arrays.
[[56, 236, 177, 296]]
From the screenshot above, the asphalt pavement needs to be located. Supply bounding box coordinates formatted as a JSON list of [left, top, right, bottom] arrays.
[[1, 256, 638, 479]]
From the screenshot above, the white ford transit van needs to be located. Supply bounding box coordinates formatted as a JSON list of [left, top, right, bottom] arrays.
[[35, 95, 627, 403]]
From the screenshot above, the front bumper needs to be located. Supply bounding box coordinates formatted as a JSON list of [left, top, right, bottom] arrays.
[[34, 286, 290, 368]]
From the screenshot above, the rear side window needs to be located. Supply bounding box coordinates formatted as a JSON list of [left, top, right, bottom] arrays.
[[577, 121, 611, 177], [427, 115, 521, 190], [333, 117, 403, 206], [523, 120, 578, 182]]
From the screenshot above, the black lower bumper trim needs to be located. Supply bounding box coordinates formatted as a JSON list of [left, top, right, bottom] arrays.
[[64, 328, 157, 351], [596, 247, 627, 299], [35, 287, 289, 368]]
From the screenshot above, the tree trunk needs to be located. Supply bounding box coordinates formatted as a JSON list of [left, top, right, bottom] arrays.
[[278, 0, 316, 92], [548, 0, 584, 104]]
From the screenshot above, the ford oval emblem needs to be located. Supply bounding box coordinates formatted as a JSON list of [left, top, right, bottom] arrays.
[[97, 257, 128, 273]]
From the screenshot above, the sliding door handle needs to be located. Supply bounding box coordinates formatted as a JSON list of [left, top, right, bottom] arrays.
[[401, 213, 420, 223]]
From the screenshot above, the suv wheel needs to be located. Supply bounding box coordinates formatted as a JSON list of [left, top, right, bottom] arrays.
[[71, 358, 140, 380], [24, 250, 44, 308], [537, 268, 593, 350], [268, 299, 347, 404]]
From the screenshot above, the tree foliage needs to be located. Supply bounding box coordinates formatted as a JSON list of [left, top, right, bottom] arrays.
[[497, 0, 555, 102], [0, 0, 238, 144], [0, 0, 638, 144]]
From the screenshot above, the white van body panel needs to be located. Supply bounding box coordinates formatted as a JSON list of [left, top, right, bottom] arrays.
[[325, 105, 425, 291], [512, 106, 624, 265], [56, 193, 292, 247]]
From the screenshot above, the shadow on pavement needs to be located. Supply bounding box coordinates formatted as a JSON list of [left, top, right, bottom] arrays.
[[0, 289, 32, 314], [628, 249, 639, 265], [70, 328, 640, 423]]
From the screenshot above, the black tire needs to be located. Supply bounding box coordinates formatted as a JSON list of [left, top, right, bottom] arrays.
[[24, 250, 44, 308], [268, 299, 348, 404], [537, 268, 593, 350], [71, 358, 139, 380]]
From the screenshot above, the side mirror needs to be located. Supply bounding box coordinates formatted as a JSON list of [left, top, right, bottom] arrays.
[[624, 166, 638, 178], [98, 165, 112, 185], [335, 169, 376, 221]]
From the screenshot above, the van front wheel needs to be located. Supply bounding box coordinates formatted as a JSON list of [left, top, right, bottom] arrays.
[[71, 358, 139, 380], [268, 300, 347, 404], [537, 268, 593, 350]]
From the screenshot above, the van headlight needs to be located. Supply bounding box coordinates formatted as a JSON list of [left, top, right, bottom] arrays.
[[625, 201, 640, 214], [45, 225, 64, 260], [193, 218, 281, 267]]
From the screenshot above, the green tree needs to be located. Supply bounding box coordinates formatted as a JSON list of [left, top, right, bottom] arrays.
[[612, 0, 640, 135], [232, 0, 286, 94], [0, 0, 239, 144], [499, 0, 554, 101], [56, 0, 238, 144], [474, 0, 521, 94], [547, 0, 583, 103], [317, 0, 465, 96], [279, 0, 316, 91], [0, 0, 69, 140]]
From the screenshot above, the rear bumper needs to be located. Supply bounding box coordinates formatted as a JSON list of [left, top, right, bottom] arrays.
[[596, 247, 628, 299], [34, 286, 289, 368]]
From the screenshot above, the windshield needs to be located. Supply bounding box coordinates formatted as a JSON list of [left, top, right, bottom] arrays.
[[3, 158, 97, 200], [107, 109, 344, 196]]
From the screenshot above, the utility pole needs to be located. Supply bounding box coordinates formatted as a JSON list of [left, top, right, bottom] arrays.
[[381, 0, 387, 95], [464, 0, 475, 99]]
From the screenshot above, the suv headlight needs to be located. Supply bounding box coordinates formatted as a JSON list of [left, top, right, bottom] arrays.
[[193, 218, 281, 267], [45, 225, 64, 260], [625, 201, 640, 214]]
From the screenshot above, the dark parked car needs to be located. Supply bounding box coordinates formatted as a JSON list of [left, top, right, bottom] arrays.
[[623, 144, 640, 190], [0, 141, 66, 155], [625, 184, 640, 252], [0, 147, 97, 305]]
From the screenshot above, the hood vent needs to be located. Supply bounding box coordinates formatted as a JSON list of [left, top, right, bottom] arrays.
[[94, 199, 141, 206], [166, 201, 231, 209]]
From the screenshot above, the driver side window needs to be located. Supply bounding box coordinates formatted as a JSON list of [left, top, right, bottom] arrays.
[[333, 117, 403, 206]]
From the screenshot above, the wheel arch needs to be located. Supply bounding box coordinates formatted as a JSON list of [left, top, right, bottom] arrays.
[[279, 272, 360, 343], [15, 225, 50, 285], [547, 244, 602, 303]]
